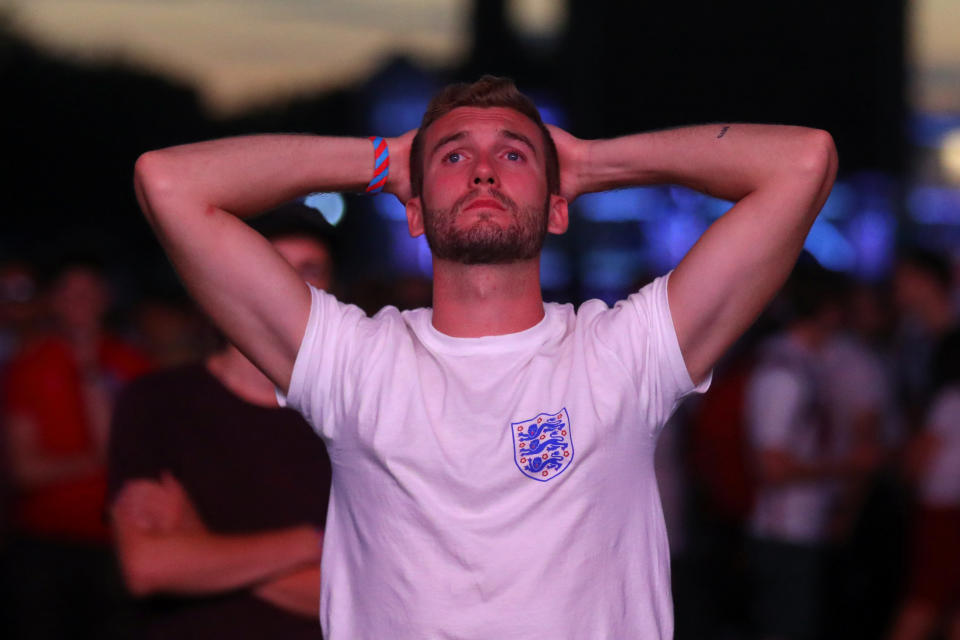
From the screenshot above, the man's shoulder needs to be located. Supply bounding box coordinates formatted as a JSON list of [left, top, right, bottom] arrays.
[[563, 273, 672, 332]]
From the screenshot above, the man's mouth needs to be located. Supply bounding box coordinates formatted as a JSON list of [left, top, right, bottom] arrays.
[[463, 197, 506, 212]]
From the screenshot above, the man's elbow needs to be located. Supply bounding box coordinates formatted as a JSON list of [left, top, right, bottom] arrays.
[[133, 150, 178, 223], [795, 129, 838, 187]]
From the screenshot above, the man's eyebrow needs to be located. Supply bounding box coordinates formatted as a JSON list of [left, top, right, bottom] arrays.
[[501, 130, 538, 156], [431, 131, 467, 157]]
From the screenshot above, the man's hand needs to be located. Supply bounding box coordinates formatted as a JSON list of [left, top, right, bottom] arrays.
[[384, 129, 416, 204], [546, 125, 591, 204], [113, 472, 206, 534]]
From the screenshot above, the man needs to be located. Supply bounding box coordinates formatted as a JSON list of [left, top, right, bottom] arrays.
[[134, 76, 837, 638], [107, 219, 334, 639]]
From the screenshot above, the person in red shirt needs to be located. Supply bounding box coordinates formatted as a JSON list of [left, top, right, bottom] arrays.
[[2, 256, 150, 639]]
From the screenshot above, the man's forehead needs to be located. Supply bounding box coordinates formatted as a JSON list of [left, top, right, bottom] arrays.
[[425, 106, 542, 146]]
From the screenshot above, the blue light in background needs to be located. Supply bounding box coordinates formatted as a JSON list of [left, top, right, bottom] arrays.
[[907, 186, 960, 224], [370, 95, 431, 136], [668, 185, 733, 219], [701, 195, 733, 219], [647, 211, 708, 272], [668, 185, 706, 211], [363, 62, 437, 136], [576, 187, 664, 222], [909, 112, 960, 147], [303, 192, 345, 226], [803, 219, 856, 271], [580, 249, 642, 291], [373, 193, 408, 221], [847, 209, 895, 280], [387, 220, 431, 276], [819, 181, 853, 220], [531, 97, 566, 129], [540, 246, 572, 290]]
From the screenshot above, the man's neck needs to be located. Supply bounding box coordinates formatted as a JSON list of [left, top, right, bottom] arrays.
[[206, 345, 278, 407], [430, 258, 544, 337]]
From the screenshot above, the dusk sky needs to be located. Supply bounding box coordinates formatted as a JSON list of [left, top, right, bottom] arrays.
[[1, 0, 470, 114], [1, 0, 956, 114]]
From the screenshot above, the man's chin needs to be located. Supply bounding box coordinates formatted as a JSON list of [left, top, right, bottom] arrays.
[[430, 238, 542, 265], [423, 202, 547, 265]]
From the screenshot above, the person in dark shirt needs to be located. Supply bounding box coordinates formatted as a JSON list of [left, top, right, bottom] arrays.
[[108, 219, 334, 639]]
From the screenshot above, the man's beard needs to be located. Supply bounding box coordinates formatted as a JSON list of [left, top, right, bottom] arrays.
[[422, 189, 549, 265]]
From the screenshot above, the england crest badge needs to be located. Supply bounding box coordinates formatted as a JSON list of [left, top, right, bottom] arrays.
[[511, 408, 574, 482]]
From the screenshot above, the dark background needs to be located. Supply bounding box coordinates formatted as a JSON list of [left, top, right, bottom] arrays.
[[0, 0, 914, 304]]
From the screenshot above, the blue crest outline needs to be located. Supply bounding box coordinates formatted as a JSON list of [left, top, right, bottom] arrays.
[[510, 407, 574, 482]]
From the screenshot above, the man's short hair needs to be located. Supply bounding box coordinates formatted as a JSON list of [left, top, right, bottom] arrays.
[[409, 75, 560, 198]]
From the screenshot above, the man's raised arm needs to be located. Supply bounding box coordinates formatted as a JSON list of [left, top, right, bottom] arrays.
[[554, 124, 837, 384], [134, 133, 412, 391]]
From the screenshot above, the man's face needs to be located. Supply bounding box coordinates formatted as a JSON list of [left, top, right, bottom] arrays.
[[409, 107, 565, 264], [271, 236, 333, 290]]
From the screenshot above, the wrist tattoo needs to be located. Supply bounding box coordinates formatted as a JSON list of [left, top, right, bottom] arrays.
[[716, 126, 730, 139]]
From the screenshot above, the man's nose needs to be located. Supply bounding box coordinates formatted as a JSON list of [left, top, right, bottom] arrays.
[[472, 155, 497, 186]]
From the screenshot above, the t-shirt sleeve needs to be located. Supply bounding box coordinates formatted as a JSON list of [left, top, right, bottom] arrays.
[[593, 272, 712, 436], [106, 377, 169, 504], [277, 285, 370, 442], [746, 367, 804, 450]]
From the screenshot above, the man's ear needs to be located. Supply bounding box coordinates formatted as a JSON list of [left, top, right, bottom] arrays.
[[546, 194, 569, 234], [406, 196, 424, 237]]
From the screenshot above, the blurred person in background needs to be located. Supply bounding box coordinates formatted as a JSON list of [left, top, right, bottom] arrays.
[[820, 279, 896, 541], [822, 280, 904, 638], [130, 293, 210, 369], [0, 258, 42, 635], [893, 249, 958, 431], [889, 329, 960, 640], [0, 260, 42, 369], [108, 217, 334, 639], [0, 259, 43, 534], [745, 263, 882, 640], [1, 255, 151, 639]]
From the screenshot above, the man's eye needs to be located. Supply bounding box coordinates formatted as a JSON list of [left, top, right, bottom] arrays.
[[446, 152, 463, 163], [505, 151, 522, 161]]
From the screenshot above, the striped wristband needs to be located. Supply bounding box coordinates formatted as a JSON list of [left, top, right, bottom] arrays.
[[365, 136, 390, 193]]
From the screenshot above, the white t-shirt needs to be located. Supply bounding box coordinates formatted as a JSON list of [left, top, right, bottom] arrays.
[[746, 336, 838, 544], [282, 273, 708, 639], [919, 385, 960, 506]]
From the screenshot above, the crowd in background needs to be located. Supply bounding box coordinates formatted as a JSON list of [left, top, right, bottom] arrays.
[[0, 237, 956, 639]]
